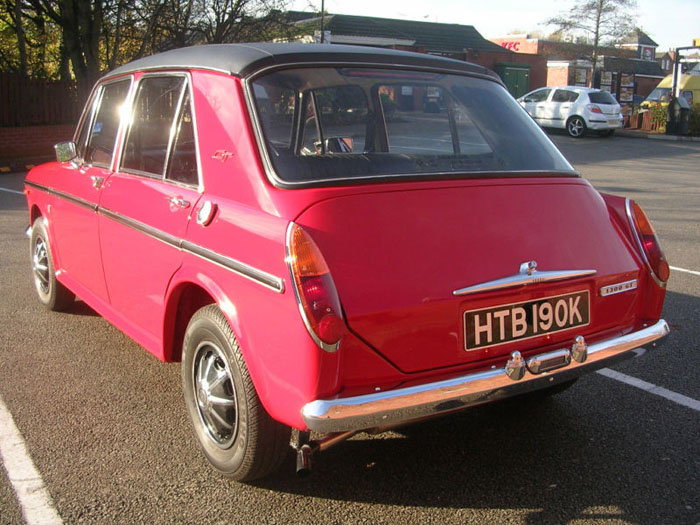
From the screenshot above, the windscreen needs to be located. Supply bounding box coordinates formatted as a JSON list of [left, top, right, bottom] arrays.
[[645, 88, 671, 103], [251, 67, 574, 184]]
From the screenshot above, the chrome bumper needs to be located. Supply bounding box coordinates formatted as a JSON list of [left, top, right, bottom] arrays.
[[302, 320, 669, 433]]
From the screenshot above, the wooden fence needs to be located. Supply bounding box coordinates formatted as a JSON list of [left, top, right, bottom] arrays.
[[0, 73, 92, 127]]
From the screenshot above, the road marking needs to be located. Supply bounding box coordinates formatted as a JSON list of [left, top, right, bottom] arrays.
[[670, 265, 700, 277], [0, 395, 63, 525], [0, 187, 24, 196], [597, 368, 700, 413]]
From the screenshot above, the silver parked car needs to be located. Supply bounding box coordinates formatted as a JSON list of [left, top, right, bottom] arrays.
[[517, 86, 623, 138]]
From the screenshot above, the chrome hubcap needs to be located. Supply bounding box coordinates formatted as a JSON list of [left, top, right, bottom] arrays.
[[193, 343, 237, 449], [33, 237, 50, 294]]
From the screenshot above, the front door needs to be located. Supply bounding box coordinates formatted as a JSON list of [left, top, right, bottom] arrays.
[[49, 78, 131, 303]]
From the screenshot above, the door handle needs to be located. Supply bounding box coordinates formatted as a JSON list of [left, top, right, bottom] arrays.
[[90, 175, 104, 189], [166, 196, 190, 209]]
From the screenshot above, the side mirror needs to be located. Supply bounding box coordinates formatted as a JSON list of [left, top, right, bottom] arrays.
[[54, 141, 77, 163]]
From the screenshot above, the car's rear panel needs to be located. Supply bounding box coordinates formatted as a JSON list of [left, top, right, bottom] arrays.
[[296, 177, 644, 375]]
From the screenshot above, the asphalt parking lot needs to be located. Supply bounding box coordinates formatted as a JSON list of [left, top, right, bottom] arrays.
[[1, 133, 699, 525]]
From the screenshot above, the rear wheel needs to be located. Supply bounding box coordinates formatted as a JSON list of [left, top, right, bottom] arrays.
[[598, 129, 615, 137], [30, 218, 74, 311], [181, 304, 290, 481], [566, 116, 587, 138]]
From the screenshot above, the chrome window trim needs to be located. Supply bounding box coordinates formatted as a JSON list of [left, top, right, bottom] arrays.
[[22, 181, 282, 293], [284, 222, 340, 352], [625, 198, 666, 288], [243, 64, 578, 189]]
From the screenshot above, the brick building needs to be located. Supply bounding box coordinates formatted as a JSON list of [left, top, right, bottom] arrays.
[[289, 13, 547, 98], [490, 30, 664, 112]]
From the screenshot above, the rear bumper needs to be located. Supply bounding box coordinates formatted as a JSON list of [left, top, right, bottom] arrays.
[[587, 117, 623, 130], [302, 320, 669, 433]]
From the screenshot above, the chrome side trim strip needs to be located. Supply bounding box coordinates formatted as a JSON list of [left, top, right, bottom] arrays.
[[25, 180, 97, 212], [453, 265, 597, 296], [24, 181, 284, 293], [301, 320, 669, 433], [99, 207, 181, 249], [181, 241, 284, 293]]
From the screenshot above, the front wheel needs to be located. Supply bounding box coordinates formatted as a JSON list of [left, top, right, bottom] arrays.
[[181, 304, 290, 481], [566, 116, 587, 138], [30, 218, 74, 311]]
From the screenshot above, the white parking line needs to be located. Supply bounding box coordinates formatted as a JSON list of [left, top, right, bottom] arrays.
[[670, 266, 700, 277], [0, 187, 24, 196], [597, 368, 700, 413], [0, 395, 63, 525]]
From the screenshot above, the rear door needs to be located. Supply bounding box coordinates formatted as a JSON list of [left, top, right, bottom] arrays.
[[98, 73, 201, 351]]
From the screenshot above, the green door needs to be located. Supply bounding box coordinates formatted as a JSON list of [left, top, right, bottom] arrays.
[[495, 64, 531, 98]]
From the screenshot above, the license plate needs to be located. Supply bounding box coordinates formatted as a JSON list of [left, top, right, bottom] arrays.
[[608, 119, 619, 125], [463, 290, 590, 351]]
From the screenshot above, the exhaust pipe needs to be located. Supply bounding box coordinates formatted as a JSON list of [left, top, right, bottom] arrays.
[[293, 430, 359, 476]]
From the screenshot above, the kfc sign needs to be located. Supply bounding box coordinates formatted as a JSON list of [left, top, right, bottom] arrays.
[[501, 41, 521, 51]]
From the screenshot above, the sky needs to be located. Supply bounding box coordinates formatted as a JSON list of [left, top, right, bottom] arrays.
[[289, 0, 699, 52]]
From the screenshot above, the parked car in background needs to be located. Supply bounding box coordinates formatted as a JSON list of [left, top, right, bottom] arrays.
[[518, 86, 623, 137], [24, 43, 669, 481]]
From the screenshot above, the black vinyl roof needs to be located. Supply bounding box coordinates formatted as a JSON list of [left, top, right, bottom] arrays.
[[105, 42, 500, 81]]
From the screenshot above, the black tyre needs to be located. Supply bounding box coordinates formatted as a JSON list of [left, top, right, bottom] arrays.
[[30, 218, 75, 311], [181, 304, 290, 481], [566, 116, 587, 138], [598, 129, 615, 137]]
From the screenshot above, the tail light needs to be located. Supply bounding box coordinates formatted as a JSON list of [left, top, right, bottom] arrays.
[[286, 223, 345, 351], [587, 104, 603, 114], [626, 199, 670, 285]]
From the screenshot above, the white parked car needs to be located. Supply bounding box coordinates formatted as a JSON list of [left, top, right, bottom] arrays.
[[517, 86, 623, 138]]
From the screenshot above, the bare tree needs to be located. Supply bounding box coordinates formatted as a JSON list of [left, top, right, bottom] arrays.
[[546, 0, 637, 86]]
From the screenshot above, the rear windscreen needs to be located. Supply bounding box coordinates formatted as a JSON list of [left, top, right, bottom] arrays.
[[251, 67, 574, 185], [588, 91, 618, 104]]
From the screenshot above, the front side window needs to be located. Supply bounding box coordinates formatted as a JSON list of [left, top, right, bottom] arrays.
[[122, 76, 186, 177], [251, 68, 573, 185], [80, 80, 131, 167], [523, 89, 551, 103]]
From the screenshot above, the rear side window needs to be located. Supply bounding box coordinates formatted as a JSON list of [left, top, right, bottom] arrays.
[[588, 91, 617, 104], [122, 76, 187, 178], [80, 80, 131, 167], [552, 90, 579, 103]]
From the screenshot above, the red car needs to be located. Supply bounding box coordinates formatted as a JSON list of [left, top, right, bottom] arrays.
[[24, 43, 669, 481]]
